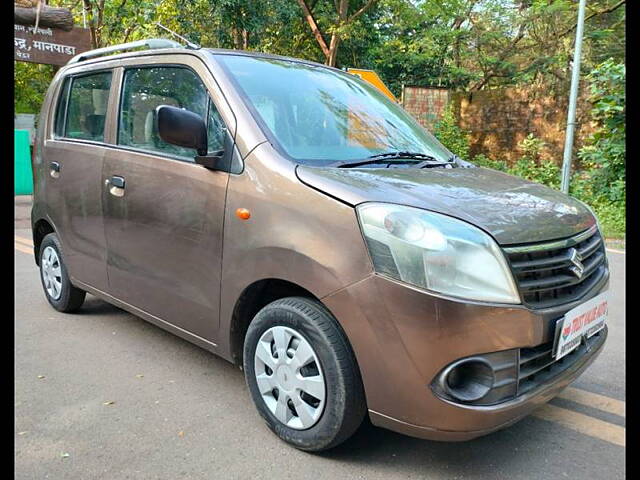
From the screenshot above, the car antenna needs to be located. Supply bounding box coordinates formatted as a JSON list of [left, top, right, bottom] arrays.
[[155, 22, 200, 50]]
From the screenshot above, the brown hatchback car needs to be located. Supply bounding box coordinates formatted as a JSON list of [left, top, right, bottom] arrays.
[[31, 39, 610, 451]]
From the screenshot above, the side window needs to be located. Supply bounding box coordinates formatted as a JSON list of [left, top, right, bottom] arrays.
[[118, 66, 227, 160], [63, 71, 112, 141]]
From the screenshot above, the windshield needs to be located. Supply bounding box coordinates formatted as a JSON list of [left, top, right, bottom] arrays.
[[216, 54, 453, 166]]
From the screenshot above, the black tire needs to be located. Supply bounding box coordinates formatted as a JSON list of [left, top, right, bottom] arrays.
[[243, 296, 366, 452], [38, 233, 86, 313]]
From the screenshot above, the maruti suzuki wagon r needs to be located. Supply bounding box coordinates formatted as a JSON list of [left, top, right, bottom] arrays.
[[31, 39, 609, 452]]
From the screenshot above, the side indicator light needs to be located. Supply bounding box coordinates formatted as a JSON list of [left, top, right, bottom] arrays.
[[236, 208, 251, 220]]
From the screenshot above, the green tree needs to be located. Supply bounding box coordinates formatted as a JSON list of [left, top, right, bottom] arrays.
[[295, 0, 378, 67], [14, 62, 55, 114]]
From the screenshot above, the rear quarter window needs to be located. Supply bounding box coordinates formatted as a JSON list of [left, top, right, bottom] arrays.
[[53, 77, 71, 138]]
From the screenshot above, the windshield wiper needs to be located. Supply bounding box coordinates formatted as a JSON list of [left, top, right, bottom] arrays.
[[367, 151, 441, 161], [331, 151, 451, 168], [448, 154, 476, 168]]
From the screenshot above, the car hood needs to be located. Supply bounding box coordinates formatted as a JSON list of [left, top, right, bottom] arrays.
[[296, 166, 595, 245]]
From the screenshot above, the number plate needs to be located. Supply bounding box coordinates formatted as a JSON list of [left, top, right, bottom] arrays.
[[553, 291, 608, 360]]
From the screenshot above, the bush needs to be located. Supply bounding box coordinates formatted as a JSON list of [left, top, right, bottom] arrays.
[[509, 158, 561, 190], [587, 199, 626, 239], [577, 59, 625, 203], [471, 154, 508, 172], [570, 174, 626, 239], [474, 135, 561, 189], [472, 151, 624, 239], [518, 133, 546, 162], [575, 59, 626, 238], [433, 104, 470, 159], [435, 82, 625, 239]]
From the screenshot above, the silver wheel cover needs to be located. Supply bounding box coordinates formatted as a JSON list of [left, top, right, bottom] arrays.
[[254, 326, 326, 430], [41, 246, 62, 300]]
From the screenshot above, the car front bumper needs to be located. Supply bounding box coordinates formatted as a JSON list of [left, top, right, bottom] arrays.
[[322, 273, 609, 441]]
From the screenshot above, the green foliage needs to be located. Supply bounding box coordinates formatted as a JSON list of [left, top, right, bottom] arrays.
[[577, 59, 625, 203], [369, 0, 626, 93], [572, 59, 626, 238], [471, 128, 624, 239], [13, 0, 625, 237], [433, 104, 470, 159], [471, 154, 508, 172], [509, 158, 561, 190], [506, 134, 561, 189], [570, 173, 625, 239], [474, 134, 561, 189], [14, 62, 55, 114], [518, 134, 546, 162], [475, 150, 624, 238], [19, 0, 625, 96]]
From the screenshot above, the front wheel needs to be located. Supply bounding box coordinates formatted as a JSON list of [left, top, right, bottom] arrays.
[[243, 297, 366, 452], [39, 233, 86, 313]]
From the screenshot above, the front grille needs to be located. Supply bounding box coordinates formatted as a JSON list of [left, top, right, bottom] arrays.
[[517, 328, 606, 396], [503, 226, 607, 309]]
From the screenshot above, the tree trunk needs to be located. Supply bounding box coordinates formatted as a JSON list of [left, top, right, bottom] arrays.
[[327, 34, 340, 67], [242, 29, 249, 50], [82, 0, 98, 48], [326, 0, 348, 67], [14, 6, 74, 31], [297, 0, 376, 67], [231, 28, 242, 49], [296, 0, 330, 60]]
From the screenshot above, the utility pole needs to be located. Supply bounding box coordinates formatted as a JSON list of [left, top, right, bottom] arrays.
[[560, 0, 588, 194]]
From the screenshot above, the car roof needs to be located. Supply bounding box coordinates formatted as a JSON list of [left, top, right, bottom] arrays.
[[61, 45, 340, 75]]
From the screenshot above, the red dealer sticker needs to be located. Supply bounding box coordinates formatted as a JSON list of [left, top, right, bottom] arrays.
[[553, 291, 608, 360]]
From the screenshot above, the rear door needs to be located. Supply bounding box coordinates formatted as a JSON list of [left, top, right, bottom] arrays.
[[101, 55, 233, 342], [42, 69, 116, 291]]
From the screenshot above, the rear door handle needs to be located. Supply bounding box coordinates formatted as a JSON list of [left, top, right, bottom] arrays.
[[106, 175, 125, 197], [110, 176, 125, 189], [50, 161, 60, 178]]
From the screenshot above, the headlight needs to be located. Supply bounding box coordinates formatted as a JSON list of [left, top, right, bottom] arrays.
[[357, 203, 520, 304]]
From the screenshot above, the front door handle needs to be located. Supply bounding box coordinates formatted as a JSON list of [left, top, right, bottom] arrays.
[[106, 175, 125, 197], [50, 161, 60, 178]]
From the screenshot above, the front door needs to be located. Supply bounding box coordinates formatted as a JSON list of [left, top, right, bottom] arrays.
[[102, 61, 231, 342]]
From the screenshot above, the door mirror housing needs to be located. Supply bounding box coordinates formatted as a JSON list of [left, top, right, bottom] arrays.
[[156, 105, 225, 170], [156, 105, 207, 155]]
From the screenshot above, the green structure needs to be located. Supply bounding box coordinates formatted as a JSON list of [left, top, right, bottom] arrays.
[[15, 129, 33, 195]]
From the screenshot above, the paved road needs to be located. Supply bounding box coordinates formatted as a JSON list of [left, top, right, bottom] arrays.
[[15, 213, 625, 479]]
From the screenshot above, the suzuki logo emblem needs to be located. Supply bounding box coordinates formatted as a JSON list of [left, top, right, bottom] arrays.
[[568, 248, 585, 279]]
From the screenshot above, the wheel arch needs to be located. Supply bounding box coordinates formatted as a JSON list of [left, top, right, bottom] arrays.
[[228, 278, 320, 366], [32, 218, 55, 265]]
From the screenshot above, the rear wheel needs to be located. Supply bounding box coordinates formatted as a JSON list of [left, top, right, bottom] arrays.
[[39, 233, 85, 313], [243, 296, 366, 452]]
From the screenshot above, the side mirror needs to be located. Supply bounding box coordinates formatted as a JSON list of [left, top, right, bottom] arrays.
[[156, 105, 208, 156], [156, 105, 226, 170]]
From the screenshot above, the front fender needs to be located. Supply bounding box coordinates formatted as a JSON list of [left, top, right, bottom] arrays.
[[217, 144, 373, 359]]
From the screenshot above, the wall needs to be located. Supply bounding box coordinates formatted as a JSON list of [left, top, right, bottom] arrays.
[[401, 86, 449, 131], [402, 85, 594, 164]]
